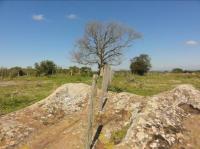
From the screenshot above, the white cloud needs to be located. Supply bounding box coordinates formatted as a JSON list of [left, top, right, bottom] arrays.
[[66, 14, 78, 20], [32, 14, 44, 21], [185, 40, 199, 46]]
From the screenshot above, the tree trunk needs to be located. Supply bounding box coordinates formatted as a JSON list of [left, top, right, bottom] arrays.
[[97, 63, 104, 76], [97, 63, 101, 76]]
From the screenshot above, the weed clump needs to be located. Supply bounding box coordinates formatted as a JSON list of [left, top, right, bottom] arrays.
[[110, 124, 130, 144]]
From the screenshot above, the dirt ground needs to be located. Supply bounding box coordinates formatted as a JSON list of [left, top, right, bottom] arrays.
[[17, 105, 200, 149], [0, 81, 18, 87], [19, 110, 87, 149]]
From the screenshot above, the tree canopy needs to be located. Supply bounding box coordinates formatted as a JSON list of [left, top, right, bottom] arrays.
[[34, 60, 56, 76], [130, 54, 151, 75], [72, 21, 141, 74], [172, 68, 183, 73]]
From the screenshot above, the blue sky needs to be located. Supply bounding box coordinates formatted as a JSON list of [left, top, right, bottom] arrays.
[[0, 1, 200, 70]]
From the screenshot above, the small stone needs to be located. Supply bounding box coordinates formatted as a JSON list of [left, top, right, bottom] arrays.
[[9, 140, 16, 146], [24, 131, 29, 136], [136, 132, 148, 141], [186, 143, 193, 147], [176, 133, 183, 139], [105, 130, 111, 139], [150, 142, 158, 148], [6, 131, 14, 138], [47, 114, 52, 117]]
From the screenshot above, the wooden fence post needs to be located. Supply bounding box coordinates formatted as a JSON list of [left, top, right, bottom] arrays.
[[85, 74, 98, 149], [99, 64, 111, 111], [70, 70, 73, 76], [89, 65, 113, 148]]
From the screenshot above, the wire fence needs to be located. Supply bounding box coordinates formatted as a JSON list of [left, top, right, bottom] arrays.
[[85, 64, 113, 149]]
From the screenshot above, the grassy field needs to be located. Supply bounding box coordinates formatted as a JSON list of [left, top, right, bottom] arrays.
[[0, 72, 200, 115], [0, 74, 92, 115], [110, 72, 200, 96]]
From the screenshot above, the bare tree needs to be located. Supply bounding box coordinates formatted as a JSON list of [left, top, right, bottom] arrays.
[[72, 21, 142, 75]]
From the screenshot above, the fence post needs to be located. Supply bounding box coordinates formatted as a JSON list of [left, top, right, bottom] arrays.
[[99, 64, 111, 111], [85, 74, 98, 149], [89, 65, 113, 148], [70, 70, 73, 76]]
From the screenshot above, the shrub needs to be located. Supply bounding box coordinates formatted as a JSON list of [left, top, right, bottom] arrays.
[[9, 67, 26, 78], [172, 68, 183, 73], [35, 60, 57, 76], [130, 54, 151, 76]]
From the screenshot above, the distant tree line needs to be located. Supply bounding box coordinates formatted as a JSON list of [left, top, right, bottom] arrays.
[[129, 54, 200, 75], [171, 68, 200, 73], [0, 60, 93, 79]]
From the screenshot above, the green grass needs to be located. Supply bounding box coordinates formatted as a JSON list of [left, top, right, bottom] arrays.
[[98, 124, 130, 148], [0, 74, 92, 115], [110, 124, 130, 144], [109, 72, 200, 96], [0, 72, 200, 115]]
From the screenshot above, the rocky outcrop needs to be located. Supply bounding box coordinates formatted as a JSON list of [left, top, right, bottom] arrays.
[[0, 83, 90, 149], [0, 84, 200, 149], [116, 85, 200, 149], [41, 83, 90, 118]]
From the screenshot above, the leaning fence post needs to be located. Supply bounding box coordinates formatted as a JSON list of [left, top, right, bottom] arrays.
[[89, 65, 113, 148], [85, 74, 98, 149], [99, 64, 111, 111]]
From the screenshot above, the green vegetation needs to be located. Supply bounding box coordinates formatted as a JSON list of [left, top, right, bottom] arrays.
[[109, 72, 200, 96], [99, 133, 114, 149], [0, 72, 200, 115], [0, 74, 92, 115], [35, 60, 57, 76], [172, 68, 183, 73], [98, 124, 130, 148], [110, 124, 130, 144], [0, 60, 93, 79], [130, 54, 151, 75]]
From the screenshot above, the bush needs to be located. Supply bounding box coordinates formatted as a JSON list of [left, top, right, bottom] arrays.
[[172, 68, 183, 73], [68, 66, 80, 75], [9, 67, 26, 78], [130, 54, 151, 76], [35, 60, 57, 76], [80, 67, 92, 76]]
